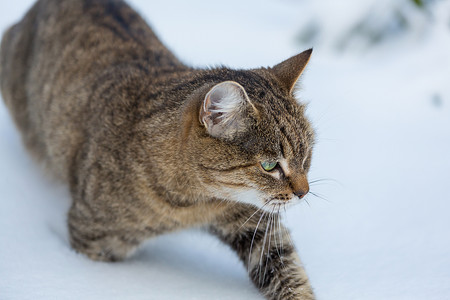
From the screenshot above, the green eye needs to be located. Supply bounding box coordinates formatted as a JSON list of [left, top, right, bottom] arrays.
[[261, 161, 277, 172]]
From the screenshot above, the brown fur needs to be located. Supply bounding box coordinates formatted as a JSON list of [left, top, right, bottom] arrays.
[[0, 0, 316, 299]]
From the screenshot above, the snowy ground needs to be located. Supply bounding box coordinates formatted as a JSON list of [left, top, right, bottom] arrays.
[[1, 0, 450, 299]]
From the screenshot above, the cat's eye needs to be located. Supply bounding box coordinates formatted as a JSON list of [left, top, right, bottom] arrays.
[[261, 161, 278, 172]]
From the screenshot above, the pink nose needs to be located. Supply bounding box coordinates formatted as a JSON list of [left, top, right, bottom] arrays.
[[294, 189, 308, 199]]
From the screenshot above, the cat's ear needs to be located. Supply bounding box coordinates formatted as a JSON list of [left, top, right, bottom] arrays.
[[270, 48, 312, 94], [199, 81, 256, 139]]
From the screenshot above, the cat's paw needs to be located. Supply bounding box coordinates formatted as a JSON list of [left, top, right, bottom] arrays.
[[273, 286, 315, 300], [261, 278, 315, 300]]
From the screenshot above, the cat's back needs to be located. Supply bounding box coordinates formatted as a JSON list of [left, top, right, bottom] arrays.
[[1, 0, 183, 75], [0, 0, 186, 178], [1, 0, 184, 106]]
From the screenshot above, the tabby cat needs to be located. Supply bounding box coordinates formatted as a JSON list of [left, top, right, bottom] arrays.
[[0, 0, 316, 299]]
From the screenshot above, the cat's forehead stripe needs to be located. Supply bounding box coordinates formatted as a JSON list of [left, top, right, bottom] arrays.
[[279, 123, 299, 158], [301, 144, 310, 169], [279, 159, 291, 177]]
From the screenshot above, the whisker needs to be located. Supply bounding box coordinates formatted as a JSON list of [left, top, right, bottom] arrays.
[[282, 204, 295, 248], [304, 197, 311, 207], [309, 191, 330, 202], [309, 177, 342, 187], [248, 210, 266, 273], [309, 178, 334, 184], [272, 207, 282, 262], [277, 206, 287, 270], [258, 209, 272, 286], [273, 206, 284, 267], [262, 207, 275, 285], [234, 202, 269, 234]]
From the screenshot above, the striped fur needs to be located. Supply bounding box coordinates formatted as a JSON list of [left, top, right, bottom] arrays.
[[0, 0, 316, 299]]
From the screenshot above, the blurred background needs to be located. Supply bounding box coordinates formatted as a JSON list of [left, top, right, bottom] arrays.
[[1, 0, 449, 299]]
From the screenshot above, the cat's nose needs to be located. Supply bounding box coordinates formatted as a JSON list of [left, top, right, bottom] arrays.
[[291, 174, 309, 199], [293, 188, 309, 199]]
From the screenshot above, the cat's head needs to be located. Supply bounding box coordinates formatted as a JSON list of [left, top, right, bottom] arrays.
[[191, 49, 314, 212]]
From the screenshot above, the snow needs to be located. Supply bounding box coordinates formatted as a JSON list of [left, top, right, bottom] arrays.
[[1, 0, 450, 299]]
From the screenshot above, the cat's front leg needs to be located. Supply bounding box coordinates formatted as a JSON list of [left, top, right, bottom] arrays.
[[209, 209, 315, 300]]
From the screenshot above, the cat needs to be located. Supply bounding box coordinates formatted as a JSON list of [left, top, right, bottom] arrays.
[[0, 0, 316, 299]]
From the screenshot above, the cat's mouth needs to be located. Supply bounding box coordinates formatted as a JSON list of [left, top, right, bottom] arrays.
[[265, 195, 303, 210], [267, 200, 290, 209]]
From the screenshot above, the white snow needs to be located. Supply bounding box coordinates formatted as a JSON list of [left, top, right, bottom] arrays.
[[1, 0, 450, 299]]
